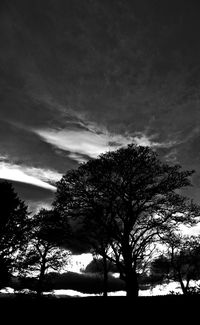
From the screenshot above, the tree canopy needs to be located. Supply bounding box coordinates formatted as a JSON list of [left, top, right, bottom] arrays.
[[18, 208, 71, 296], [150, 233, 200, 294], [54, 144, 199, 297], [0, 181, 29, 286]]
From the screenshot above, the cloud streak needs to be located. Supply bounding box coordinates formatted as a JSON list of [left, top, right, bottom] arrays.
[[0, 161, 62, 191], [35, 128, 131, 162]]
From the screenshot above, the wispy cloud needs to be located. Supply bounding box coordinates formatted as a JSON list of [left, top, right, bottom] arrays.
[[133, 132, 178, 148], [34, 124, 175, 163], [35, 127, 132, 163], [0, 161, 62, 191]]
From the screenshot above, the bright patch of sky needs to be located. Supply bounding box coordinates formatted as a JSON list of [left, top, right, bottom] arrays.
[[65, 253, 93, 273], [0, 161, 62, 191], [35, 128, 132, 163], [35, 126, 167, 164], [179, 222, 200, 236]]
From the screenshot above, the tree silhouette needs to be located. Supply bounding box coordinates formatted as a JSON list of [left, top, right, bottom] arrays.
[[19, 209, 71, 296], [0, 181, 29, 287], [147, 255, 171, 286], [54, 144, 199, 297], [151, 234, 200, 294]]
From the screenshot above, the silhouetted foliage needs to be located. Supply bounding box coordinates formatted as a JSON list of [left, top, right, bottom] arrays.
[[54, 144, 199, 297], [149, 255, 171, 285], [44, 271, 125, 294], [83, 256, 118, 296], [8, 270, 125, 295], [150, 234, 200, 294], [0, 256, 11, 289], [18, 209, 71, 296], [0, 181, 29, 287], [84, 257, 118, 274]]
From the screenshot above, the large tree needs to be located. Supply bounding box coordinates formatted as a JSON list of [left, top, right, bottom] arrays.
[[0, 181, 29, 286], [54, 144, 199, 297]]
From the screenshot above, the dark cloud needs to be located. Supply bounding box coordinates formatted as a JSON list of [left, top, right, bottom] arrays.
[[1, 0, 200, 207]]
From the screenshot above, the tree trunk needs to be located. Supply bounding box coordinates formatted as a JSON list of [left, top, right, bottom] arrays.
[[185, 275, 191, 293], [37, 262, 46, 297], [125, 269, 139, 298], [122, 230, 139, 298], [102, 253, 108, 297], [177, 272, 188, 295]]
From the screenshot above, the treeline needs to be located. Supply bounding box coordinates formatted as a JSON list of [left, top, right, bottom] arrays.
[[1, 144, 200, 297]]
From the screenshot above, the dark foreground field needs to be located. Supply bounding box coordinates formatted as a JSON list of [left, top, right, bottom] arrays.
[[0, 294, 198, 323]]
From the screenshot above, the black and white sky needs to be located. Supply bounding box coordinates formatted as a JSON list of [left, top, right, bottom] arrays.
[[1, 0, 200, 212]]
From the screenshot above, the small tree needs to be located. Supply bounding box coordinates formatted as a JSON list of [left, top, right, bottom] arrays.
[[149, 255, 171, 285], [54, 144, 199, 297], [19, 209, 71, 296], [150, 234, 200, 294], [0, 181, 29, 287]]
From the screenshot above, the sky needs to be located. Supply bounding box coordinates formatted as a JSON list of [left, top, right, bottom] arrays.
[[1, 0, 200, 213]]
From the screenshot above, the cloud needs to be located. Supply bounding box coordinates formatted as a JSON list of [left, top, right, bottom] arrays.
[[22, 166, 62, 185], [35, 127, 130, 163], [34, 124, 178, 164], [0, 161, 62, 191], [1, 0, 200, 209], [34, 127, 147, 163]]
